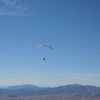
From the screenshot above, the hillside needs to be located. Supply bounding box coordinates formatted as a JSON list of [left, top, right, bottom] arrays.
[[0, 84, 100, 98]]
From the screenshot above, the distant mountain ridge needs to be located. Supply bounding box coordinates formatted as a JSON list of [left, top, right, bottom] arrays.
[[6, 84, 38, 89], [0, 84, 100, 98]]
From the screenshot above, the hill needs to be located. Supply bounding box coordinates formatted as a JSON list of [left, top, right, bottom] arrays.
[[0, 84, 100, 98]]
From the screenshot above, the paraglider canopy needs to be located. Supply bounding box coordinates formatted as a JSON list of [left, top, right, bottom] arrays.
[[36, 44, 53, 50]]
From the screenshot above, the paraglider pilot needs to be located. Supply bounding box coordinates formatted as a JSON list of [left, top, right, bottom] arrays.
[[43, 58, 45, 60]]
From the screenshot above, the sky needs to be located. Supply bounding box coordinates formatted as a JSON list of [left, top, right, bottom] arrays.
[[0, 0, 100, 87]]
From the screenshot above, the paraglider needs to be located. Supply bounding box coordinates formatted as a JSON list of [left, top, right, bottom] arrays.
[[36, 44, 53, 60]]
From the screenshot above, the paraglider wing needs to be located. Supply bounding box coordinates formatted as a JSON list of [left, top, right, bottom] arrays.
[[36, 44, 53, 50]]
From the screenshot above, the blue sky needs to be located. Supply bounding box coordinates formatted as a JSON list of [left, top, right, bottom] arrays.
[[0, 0, 100, 87]]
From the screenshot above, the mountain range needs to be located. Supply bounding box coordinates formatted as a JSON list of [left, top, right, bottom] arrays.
[[0, 84, 100, 98]]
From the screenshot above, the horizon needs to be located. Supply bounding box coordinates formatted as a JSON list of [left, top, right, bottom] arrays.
[[0, 83, 100, 88]]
